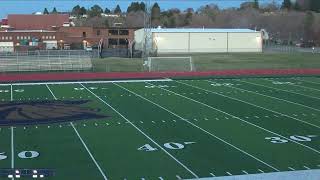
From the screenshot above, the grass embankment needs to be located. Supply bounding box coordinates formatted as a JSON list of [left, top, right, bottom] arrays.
[[92, 53, 320, 72]]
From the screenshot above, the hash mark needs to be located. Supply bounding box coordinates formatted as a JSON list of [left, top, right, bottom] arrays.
[[162, 120, 166, 123], [303, 166, 311, 170], [176, 175, 182, 179], [226, 172, 232, 176], [288, 167, 295, 171], [209, 173, 215, 177], [184, 142, 196, 145], [158, 177, 164, 180], [258, 169, 264, 173], [242, 170, 248, 174], [308, 135, 317, 138]]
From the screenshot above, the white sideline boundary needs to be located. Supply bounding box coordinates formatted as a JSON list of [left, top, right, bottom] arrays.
[[0, 79, 172, 86], [187, 169, 320, 180]]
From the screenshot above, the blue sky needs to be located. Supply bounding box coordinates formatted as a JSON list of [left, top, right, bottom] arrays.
[[0, 0, 282, 19]]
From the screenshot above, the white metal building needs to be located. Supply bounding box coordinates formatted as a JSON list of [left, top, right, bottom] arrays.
[[135, 28, 262, 53]]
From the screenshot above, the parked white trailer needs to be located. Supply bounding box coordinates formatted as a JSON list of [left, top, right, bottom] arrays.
[[134, 28, 262, 53]]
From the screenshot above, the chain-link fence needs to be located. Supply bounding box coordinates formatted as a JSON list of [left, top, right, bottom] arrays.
[[0, 50, 92, 72], [263, 43, 320, 54]]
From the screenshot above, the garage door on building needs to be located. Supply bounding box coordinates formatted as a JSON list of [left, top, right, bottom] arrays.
[[44, 41, 58, 50]]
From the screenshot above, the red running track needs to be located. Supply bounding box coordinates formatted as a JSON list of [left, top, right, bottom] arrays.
[[0, 69, 320, 83]]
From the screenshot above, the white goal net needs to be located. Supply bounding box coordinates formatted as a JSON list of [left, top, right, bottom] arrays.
[[147, 56, 194, 72]]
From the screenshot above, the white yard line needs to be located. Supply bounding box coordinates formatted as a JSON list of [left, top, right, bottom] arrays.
[[45, 84, 57, 100], [70, 122, 108, 180], [237, 79, 320, 100], [11, 127, 14, 169], [222, 82, 320, 113], [10, 84, 13, 101], [45, 84, 108, 180], [114, 82, 280, 172], [150, 82, 320, 155], [80, 83, 199, 179], [0, 79, 172, 86], [181, 80, 320, 129], [10, 84, 14, 180]]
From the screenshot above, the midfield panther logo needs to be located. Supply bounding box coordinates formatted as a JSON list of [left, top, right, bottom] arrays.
[[0, 100, 109, 126]]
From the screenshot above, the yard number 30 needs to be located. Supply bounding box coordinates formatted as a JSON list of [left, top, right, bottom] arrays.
[[265, 135, 315, 144]]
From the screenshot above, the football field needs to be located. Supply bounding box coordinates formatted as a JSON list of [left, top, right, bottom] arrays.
[[0, 76, 320, 179]]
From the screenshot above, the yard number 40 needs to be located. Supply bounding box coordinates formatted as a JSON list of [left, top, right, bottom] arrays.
[[138, 142, 196, 152]]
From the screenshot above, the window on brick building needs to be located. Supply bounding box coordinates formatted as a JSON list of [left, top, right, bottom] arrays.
[[108, 30, 118, 36], [119, 30, 129, 35], [109, 38, 118, 45], [119, 38, 128, 45]]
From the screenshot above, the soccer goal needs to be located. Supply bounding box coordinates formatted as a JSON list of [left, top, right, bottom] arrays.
[[147, 56, 195, 72]]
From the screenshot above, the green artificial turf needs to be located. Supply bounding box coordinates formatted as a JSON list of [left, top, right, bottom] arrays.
[[0, 76, 319, 179]]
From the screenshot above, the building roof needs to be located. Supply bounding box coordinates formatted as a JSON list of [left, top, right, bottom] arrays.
[[1, 30, 56, 33], [150, 28, 257, 33], [7, 14, 69, 30]]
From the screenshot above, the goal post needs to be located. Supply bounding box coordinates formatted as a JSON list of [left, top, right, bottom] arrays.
[[147, 56, 195, 72]]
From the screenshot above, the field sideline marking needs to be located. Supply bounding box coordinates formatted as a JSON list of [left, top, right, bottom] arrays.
[[238, 80, 320, 100], [0, 79, 172, 86], [153, 81, 320, 155], [80, 83, 199, 179], [45, 84, 108, 180], [114, 82, 280, 171], [10, 84, 14, 180], [187, 80, 320, 129], [221, 81, 320, 113]]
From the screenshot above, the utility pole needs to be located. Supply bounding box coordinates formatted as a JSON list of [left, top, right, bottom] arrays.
[[143, 0, 152, 58]]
